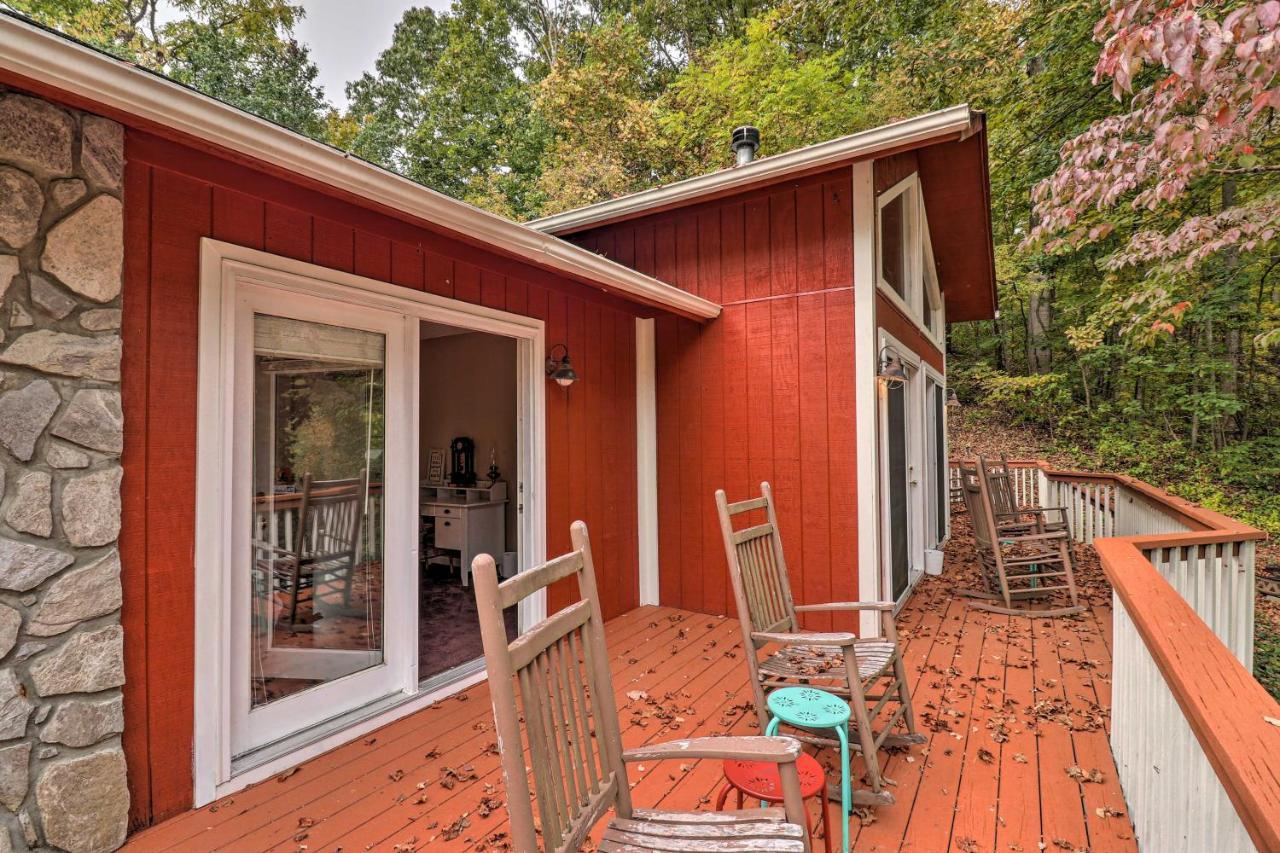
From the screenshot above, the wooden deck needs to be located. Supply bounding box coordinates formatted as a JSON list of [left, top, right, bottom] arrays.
[[126, 530, 1137, 852]]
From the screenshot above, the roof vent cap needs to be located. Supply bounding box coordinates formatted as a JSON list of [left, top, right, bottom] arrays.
[[730, 125, 760, 166]]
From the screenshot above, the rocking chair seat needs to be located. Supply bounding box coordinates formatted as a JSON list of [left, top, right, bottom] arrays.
[[599, 808, 806, 852], [759, 641, 896, 683]]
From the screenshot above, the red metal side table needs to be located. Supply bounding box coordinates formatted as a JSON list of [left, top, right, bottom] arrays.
[[715, 751, 833, 853]]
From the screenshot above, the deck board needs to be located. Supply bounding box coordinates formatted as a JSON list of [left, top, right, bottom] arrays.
[[125, 539, 1136, 852]]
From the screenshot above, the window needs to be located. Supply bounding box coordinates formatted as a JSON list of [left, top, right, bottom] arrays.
[[877, 174, 944, 344]]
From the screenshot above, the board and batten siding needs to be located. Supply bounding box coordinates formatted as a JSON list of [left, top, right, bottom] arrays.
[[121, 129, 641, 828], [568, 169, 861, 628]]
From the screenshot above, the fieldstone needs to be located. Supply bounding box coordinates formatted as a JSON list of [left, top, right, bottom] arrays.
[[51, 389, 122, 454], [80, 117, 123, 191], [0, 822, 13, 853], [4, 471, 51, 538], [40, 195, 123, 303], [0, 606, 18, 659], [49, 178, 86, 210], [60, 467, 121, 547], [79, 308, 120, 332], [0, 671, 32, 740], [0, 167, 42, 250], [29, 274, 76, 320], [0, 379, 59, 462], [17, 810, 34, 846], [29, 625, 123, 696], [37, 746, 57, 760], [46, 443, 89, 469], [0, 537, 73, 592], [28, 551, 121, 637], [7, 302, 31, 329], [13, 643, 46, 664], [0, 330, 120, 381], [0, 379, 60, 463], [39, 697, 122, 749], [0, 742, 29, 811], [37, 748, 128, 853], [0, 255, 17, 301], [0, 95, 73, 177]]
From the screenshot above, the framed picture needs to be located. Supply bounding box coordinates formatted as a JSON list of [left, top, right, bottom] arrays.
[[427, 448, 446, 485]]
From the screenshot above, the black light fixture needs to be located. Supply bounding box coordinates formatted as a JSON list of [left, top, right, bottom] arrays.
[[878, 346, 908, 389], [545, 344, 578, 388]]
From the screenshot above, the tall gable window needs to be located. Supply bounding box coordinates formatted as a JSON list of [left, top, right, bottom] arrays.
[[876, 173, 944, 344]]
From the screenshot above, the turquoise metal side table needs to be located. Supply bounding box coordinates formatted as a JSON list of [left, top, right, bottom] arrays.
[[765, 686, 852, 853]]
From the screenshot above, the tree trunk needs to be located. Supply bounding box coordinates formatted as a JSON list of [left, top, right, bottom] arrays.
[[1027, 284, 1053, 374]]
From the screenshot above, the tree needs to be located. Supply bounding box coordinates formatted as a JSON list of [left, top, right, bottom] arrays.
[[342, 0, 548, 217], [8, 0, 331, 137]]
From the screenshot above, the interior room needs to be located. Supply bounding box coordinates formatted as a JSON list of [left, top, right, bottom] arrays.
[[416, 321, 520, 684]]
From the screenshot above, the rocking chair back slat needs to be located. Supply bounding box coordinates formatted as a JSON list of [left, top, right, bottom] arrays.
[[717, 485, 798, 639], [474, 522, 630, 853]]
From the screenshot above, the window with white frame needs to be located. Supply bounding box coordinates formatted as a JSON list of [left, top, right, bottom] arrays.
[[877, 174, 945, 344]]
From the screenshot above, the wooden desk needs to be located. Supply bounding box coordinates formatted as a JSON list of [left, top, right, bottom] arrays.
[[420, 483, 507, 588]]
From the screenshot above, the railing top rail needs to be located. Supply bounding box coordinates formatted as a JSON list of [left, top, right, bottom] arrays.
[[949, 458, 1266, 542], [1099, 539, 1280, 853]]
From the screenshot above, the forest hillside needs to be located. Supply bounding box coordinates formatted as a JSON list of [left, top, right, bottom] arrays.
[[11, 1, 1277, 576]]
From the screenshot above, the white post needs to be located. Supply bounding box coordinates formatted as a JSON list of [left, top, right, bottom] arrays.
[[635, 317, 660, 606], [852, 161, 881, 636]]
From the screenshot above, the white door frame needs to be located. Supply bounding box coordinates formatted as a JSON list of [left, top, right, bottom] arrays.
[[876, 329, 925, 609], [193, 239, 547, 804], [922, 364, 949, 548]]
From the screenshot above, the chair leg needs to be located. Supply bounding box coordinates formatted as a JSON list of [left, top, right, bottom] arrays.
[[820, 785, 834, 853], [834, 725, 850, 853], [715, 783, 732, 811], [893, 655, 918, 736], [751, 674, 772, 733]]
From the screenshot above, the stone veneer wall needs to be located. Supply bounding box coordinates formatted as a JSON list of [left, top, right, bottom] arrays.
[[0, 88, 128, 851]]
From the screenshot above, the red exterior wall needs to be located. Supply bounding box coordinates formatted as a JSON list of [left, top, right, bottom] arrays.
[[569, 169, 860, 627], [121, 131, 641, 828]]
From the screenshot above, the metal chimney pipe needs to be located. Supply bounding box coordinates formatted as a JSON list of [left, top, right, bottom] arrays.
[[730, 125, 760, 166]]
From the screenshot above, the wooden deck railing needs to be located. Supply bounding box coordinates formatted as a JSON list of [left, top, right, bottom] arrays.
[[951, 458, 1277, 851]]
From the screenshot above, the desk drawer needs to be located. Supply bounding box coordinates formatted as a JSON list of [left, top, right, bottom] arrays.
[[424, 504, 463, 519], [434, 516, 465, 550]]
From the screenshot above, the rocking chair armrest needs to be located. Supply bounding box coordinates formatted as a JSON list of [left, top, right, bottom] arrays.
[[999, 531, 1069, 542], [251, 539, 296, 560], [750, 630, 859, 647], [795, 601, 894, 613], [996, 507, 1067, 519], [623, 735, 802, 765]]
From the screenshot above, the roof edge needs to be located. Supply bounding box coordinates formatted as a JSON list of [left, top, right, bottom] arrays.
[[529, 105, 980, 235], [0, 12, 720, 320]]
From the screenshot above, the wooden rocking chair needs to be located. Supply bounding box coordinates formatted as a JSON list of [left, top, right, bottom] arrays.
[[715, 483, 922, 807], [982, 455, 1072, 542], [257, 469, 369, 629], [957, 462, 1084, 617], [474, 521, 812, 852]]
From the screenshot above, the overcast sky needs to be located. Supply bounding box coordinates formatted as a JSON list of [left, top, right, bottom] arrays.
[[293, 0, 449, 108]]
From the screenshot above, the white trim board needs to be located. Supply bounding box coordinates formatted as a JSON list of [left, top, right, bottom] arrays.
[[635, 318, 659, 606], [531, 106, 981, 235], [851, 161, 882, 638], [193, 239, 548, 804], [0, 13, 719, 322]]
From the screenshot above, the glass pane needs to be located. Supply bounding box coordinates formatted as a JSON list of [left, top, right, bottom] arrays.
[[880, 193, 907, 299], [249, 314, 386, 708]]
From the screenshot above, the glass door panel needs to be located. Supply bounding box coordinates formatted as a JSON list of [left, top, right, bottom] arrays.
[[231, 288, 412, 760], [250, 315, 386, 708]]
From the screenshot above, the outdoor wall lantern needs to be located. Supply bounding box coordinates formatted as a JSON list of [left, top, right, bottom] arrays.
[[877, 346, 908, 389], [545, 344, 579, 388]]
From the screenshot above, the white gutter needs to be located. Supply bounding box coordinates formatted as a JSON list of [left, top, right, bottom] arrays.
[[529, 105, 981, 235], [0, 13, 720, 320]]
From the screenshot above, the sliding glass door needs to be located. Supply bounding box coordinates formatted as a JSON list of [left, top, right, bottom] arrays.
[[230, 285, 415, 759]]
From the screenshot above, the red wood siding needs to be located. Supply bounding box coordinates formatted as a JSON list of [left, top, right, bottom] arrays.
[[570, 170, 859, 626], [876, 291, 944, 372], [121, 131, 639, 828]]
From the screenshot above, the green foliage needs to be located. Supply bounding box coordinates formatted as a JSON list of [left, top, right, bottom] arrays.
[[1256, 615, 1280, 703], [952, 364, 1075, 436]]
